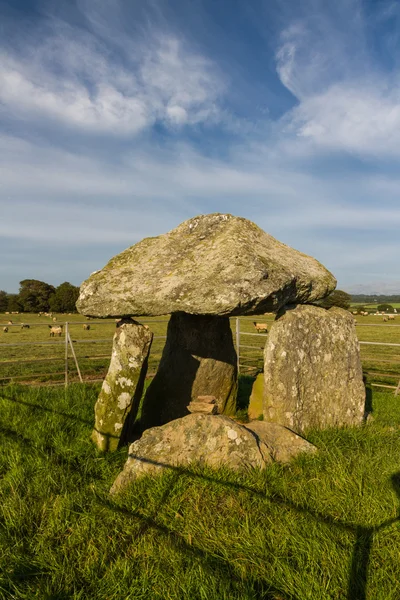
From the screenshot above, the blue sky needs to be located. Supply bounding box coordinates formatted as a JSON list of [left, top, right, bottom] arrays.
[[1, 0, 400, 294]]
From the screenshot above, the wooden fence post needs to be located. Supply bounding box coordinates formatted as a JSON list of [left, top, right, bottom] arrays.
[[64, 322, 69, 388], [67, 333, 83, 383]]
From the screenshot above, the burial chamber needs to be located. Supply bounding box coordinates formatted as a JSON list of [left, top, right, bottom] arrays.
[[76, 213, 336, 450]]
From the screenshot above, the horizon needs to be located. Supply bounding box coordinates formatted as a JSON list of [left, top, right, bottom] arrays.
[[1, 0, 400, 292]]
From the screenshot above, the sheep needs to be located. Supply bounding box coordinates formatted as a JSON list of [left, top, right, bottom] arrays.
[[52, 317, 57, 322], [83, 324, 90, 330], [3, 326, 8, 333], [388, 315, 396, 321], [49, 325, 63, 337], [383, 317, 388, 322], [21, 323, 30, 329], [7, 320, 12, 325], [253, 322, 268, 333]]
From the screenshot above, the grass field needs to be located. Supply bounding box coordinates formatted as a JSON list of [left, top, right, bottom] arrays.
[[1, 312, 399, 392], [1, 383, 400, 599]]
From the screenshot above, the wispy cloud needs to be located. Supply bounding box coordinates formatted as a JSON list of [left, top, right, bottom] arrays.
[[0, 18, 224, 134], [275, 1, 400, 157]]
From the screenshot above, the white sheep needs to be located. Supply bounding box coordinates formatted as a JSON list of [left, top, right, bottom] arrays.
[[49, 325, 63, 337], [253, 322, 268, 333]]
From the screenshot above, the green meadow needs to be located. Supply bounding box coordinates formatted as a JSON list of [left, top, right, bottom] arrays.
[[1, 384, 400, 600], [1, 312, 399, 392]]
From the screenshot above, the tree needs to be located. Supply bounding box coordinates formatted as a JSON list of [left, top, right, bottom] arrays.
[[18, 279, 55, 313], [49, 282, 80, 313], [319, 290, 351, 310], [0, 290, 8, 312], [377, 304, 394, 313], [7, 294, 23, 312]]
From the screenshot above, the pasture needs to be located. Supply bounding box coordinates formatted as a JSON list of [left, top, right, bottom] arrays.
[[1, 383, 400, 599], [1, 312, 399, 393]]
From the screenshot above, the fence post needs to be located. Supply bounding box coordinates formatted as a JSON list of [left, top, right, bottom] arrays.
[[395, 378, 400, 397], [236, 317, 240, 374], [67, 333, 83, 383], [64, 322, 69, 388]]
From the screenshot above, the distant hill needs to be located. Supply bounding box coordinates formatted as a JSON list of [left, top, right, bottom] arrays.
[[350, 294, 400, 304]]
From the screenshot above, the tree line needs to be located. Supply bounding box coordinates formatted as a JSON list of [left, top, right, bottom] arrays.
[[0, 280, 80, 313]]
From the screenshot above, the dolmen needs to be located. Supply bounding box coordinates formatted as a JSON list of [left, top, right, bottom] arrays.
[[76, 213, 366, 490]]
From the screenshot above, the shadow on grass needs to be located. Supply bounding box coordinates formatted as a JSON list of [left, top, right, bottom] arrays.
[[1, 394, 93, 426], [2, 391, 399, 599], [105, 456, 400, 600], [0, 424, 95, 478], [99, 493, 298, 600]]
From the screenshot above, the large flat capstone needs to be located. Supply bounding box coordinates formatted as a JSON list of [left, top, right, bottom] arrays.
[[77, 213, 336, 318]]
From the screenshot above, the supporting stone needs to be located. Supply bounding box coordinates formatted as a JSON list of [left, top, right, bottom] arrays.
[[140, 312, 237, 431], [263, 305, 366, 433], [248, 373, 264, 420], [91, 318, 153, 451]]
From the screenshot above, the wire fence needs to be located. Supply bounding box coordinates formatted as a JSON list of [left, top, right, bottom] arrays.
[[1, 317, 399, 394]]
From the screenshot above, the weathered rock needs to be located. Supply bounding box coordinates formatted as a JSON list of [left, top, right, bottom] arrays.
[[263, 305, 366, 433], [244, 421, 317, 463], [139, 312, 237, 431], [110, 414, 273, 494], [77, 213, 336, 318], [248, 373, 264, 420], [91, 319, 153, 451], [187, 402, 218, 414]]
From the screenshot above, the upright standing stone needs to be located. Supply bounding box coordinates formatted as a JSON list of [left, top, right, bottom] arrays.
[[91, 319, 153, 451], [248, 373, 264, 420], [140, 312, 237, 431], [263, 305, 365, 433]]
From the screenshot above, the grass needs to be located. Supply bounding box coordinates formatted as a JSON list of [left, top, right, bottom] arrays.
[[1, 383, 400, 599], [1, 312, 400, 391]]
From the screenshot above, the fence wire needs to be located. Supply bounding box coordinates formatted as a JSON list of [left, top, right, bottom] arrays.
[[0, 317, 399, 393]]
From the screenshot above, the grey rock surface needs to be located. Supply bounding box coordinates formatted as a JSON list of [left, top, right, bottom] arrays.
[[263, 305, 366, 433], [247, 373, 264, 420], [77, 213, 336, 318], [140, 312, 237, 431], [91, 319, 153, 451], [110, 413, 319, 494], [244, 421, 317, 463], [110, 414, 272, 494]]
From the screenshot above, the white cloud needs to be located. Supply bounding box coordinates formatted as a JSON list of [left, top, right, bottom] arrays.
[[0, 25, 224, 135], [284, 81, 400, 156], [275, 2, 400, 157]]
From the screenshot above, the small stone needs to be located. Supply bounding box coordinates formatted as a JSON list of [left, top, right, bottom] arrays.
[[187, 402, 218, 414], [197, 395, 217, 404]]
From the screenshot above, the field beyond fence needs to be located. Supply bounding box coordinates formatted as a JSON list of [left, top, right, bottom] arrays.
[[1, 312, 400, 394]]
